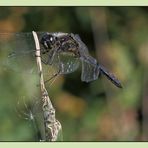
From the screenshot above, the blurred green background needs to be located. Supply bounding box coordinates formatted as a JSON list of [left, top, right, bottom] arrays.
[[0, 7, 148, 141]]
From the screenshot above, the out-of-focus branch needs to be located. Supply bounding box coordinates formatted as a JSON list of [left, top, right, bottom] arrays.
[[32, 31, 62, 141]]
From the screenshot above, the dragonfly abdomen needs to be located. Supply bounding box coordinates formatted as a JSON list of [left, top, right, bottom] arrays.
[[98, 64, 122, 88]]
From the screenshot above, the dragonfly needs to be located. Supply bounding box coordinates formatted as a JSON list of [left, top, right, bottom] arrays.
[[40, 32, 122, 88], [0, 32, 122, 88]]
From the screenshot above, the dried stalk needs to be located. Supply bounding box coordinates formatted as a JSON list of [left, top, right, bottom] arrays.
[[32, 31, 62, 141]]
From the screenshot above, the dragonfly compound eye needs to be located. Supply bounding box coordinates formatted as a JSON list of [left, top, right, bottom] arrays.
[[48, 34, 56, 45], [40, 33, 56, 49]]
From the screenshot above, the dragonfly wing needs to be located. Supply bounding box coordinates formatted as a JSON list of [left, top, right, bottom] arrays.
[[71, 34, 89, 55], [43, 51, 80, 81], [0, 33, 36, 73], [0, 33, 36, 55], [58, 52, 80, 74], [71, 34, 100, 82], [0, 32, 46, 73], [81, 57, 100, 82]]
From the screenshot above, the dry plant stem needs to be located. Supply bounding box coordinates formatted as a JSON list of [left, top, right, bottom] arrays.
[[32, 31, 62, 141]]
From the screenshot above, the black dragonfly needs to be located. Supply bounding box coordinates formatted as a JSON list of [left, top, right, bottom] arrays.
[[40, 32, 122, 88], [0, 32, 122, 88]]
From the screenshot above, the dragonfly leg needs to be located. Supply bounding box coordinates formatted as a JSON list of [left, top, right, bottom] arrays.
[[41, 50, 57, 65], [43, 51, 62, 85], [44, 69, 61, 84], [41, 56, 49, 65]]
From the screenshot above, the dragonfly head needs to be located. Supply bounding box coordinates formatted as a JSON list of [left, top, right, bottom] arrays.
[[40, 33, 57, 49]]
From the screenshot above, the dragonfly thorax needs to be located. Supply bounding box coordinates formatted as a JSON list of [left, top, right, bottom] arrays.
[[60, 39, 80, 57], [40, 32, 80, 56]]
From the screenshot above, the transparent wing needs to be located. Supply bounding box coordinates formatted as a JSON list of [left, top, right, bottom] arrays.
[[71, 34, 89, 57], [71, 34, 100, 82], [0, 32, 35, 73], [0, 32, 45, 73], [81, 56, 100, 82], [58, 52, 80, 74], [45, 51, 80, 75]]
